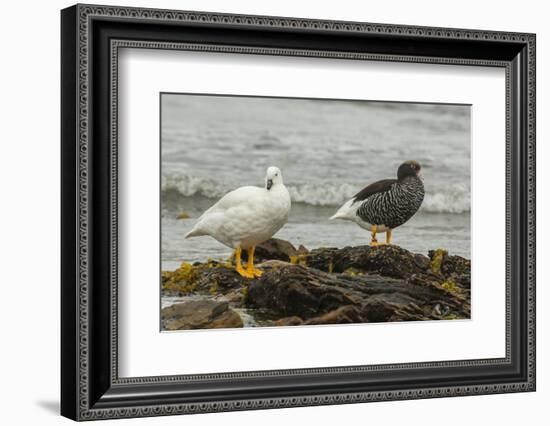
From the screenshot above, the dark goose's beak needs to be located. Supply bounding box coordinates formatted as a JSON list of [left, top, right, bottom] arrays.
[[266, 179, 273, 190]]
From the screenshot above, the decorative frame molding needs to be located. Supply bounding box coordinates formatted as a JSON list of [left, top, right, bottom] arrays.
[[61, 4, 535, 421]]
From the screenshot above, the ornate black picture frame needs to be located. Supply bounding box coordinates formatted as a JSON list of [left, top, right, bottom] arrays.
[[61, 4, 536, 421]]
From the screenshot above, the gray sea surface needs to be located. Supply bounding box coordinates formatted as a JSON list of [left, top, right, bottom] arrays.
[[161, 94, 471, 270]]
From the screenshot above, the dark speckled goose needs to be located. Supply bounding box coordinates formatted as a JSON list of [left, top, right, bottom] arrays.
[[330, 160, 424, 246]]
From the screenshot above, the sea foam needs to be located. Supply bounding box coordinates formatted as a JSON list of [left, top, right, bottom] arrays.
[[162, 174, 470, 214]]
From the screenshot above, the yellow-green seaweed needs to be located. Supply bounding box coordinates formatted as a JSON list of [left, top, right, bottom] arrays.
[[343, 268, 365, 276], [290, 254, 308, 266], [430, 249, 448, 274], [441, 279, 459, 293]]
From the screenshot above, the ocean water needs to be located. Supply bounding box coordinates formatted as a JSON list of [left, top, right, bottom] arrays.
[[161, 94, 470, 270]]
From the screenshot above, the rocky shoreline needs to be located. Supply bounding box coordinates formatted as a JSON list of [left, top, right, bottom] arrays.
[[161, 239, 471, 330]]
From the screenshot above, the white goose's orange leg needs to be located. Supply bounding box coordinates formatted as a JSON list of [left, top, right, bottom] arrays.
[[246, 246, 263, 278], [370, 224, 379, 247], [234, 247, 254, 278], [386, 229, 393, 245]]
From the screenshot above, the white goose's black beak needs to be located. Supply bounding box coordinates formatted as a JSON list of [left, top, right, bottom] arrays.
[[266, 179, 273, 190]]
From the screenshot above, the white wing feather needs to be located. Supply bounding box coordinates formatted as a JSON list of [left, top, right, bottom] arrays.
[[185, 186, 265, 238]]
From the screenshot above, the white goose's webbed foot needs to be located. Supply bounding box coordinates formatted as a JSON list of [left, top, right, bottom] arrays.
[[246, 246, 263, 278], [234, 247, 254, 279]]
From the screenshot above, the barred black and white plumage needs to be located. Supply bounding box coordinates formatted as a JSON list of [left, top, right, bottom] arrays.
[[356, 176, 424, 229], [330, 160, 424, 246]]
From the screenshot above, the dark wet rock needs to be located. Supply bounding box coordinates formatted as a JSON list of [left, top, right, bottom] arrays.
[[224, 288, 245, 306], [274, 316, 304, 326], [428, 249, 471, 294], [441, 254, 470, 276], [242, 238, 308, 263], [439, 252, 471, 288], [305, 245, 434, 279], [304, 305, 363, 325], [413, 253, 431, 270], [161, 300, 243, 330], [257, 259, 293, 270], [162, 261, 245, 297], [245, 263, 469, 323], [297, 245, 309, 255], [162, 241, 471, 327]]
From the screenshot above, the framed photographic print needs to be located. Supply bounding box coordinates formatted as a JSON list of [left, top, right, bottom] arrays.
[[61, 4, 536, 421]]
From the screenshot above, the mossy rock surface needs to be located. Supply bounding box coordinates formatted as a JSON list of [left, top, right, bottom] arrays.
[[305, 244, 433, 279], [162, 260, 243, 296]]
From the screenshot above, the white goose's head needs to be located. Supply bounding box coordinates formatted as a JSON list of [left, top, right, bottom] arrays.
[[265, 166, 283, 190]]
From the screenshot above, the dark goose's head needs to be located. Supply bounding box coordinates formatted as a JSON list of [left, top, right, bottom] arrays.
[[397, 160, 422, 181]]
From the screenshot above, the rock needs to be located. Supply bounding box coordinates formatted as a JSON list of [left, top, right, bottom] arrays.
[[440, 253, 470, 276], [360, 296, 427, 322], [274, 316, 304, 326], [306, 245, 468, 283], [304, 305, 363, 325], [242, 238, 307, 263], [257, 259, 293, 270], [297, 245, 309, 255], [427, 249, 471, 293], [246, 266, 329, 318], [161, 300, 243, 330], [162, 261, 245, 297], [161, 240, 471, 326], [245, 263, 469, 322], [305, 245, 433, 279], [413, 253, 431, 270], [439, 252, 471, 289], [224, 289, 245, 305]]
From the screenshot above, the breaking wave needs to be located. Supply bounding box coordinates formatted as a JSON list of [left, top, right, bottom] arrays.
[[162, 175, 470, 214]]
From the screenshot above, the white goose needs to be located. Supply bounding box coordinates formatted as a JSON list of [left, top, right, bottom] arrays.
[[184, 166, 291, 278]]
